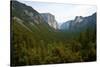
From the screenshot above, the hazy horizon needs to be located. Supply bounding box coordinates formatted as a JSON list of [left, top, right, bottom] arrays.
[[17, 0, 96, 24]]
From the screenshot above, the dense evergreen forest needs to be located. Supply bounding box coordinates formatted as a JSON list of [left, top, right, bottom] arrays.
[[11, 1, 96, 66]]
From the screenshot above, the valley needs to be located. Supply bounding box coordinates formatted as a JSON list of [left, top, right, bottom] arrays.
[[11, 1, 96, 66]]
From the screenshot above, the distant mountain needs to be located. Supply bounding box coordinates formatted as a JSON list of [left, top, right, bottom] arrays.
[[11, 1, 96, 66], [11, 1, 54, 33], [74, 16, 84, 23], [41, 13, 58, 29], [60, 20, 73, 30], [60, 13, 96, 32]]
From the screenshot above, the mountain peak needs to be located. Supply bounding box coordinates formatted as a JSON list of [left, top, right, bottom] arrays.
[[41, 13, 58, 29], [74, 16, 84, 23]]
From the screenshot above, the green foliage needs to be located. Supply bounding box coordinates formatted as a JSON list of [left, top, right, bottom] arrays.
[[11, 1, 96, 66], [11, 18, 96, 66]]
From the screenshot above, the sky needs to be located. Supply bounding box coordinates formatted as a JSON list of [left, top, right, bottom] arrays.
[[17, 0, 97, 23]]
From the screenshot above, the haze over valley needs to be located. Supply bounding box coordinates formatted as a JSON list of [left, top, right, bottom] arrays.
[[11, 1, 96, 66]]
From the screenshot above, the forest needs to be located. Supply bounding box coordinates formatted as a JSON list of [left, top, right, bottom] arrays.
[[11, 1, 96, 66], [11, 18, 96, 66]]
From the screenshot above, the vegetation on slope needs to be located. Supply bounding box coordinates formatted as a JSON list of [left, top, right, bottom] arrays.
[[11, 1, 96, 66], [11, 18, 96, 66]]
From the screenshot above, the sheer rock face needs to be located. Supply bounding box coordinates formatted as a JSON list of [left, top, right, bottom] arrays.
[[11, 1, 55, 32], [60, 20, 72, 30], [60, 13, 96, 31], [74, 16, 84, 23], [41, 13, 58, 29]]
